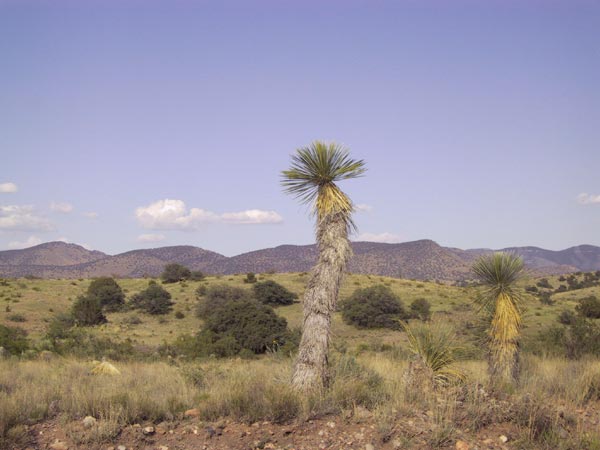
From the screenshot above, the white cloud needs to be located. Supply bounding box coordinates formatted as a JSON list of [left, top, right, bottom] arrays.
[[137, 233, 166, 243], [0, 182, 18, 193], [135, 199, 283, 230], [577, 193, 600, 205], [7, 235, 43, 250], [0, 205, 54, 231], [221, 209, 283, 224], [355, 203, 373, 212], [50, 202, 74, 213], [355, 232, 403, 244], [83, 211, 99, 219]]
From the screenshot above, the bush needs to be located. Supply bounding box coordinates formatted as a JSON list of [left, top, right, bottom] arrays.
[[253, 280, 298, 306], [0, 324, 29, 355], [175, 311, 185, 319], [130, 282, 174, 315], [195, 284, 208, 298], [71, 295, 107, 326], [190, 271, 206, 281], [161, 263, 192, 284], [243, 272, 257, 284], [340, 284, 408, 329], [87, 277, 125, 312], [575, 296, 600, 319], [196, 284, 252, 318], [410, 298, 431, 321], [536, 278, 553, 289], [204, 299, 288, 353], [558, 310, 576, 325], [6, 313, 26, 323]]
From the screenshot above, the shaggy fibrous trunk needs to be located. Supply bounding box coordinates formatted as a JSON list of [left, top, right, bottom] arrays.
[[291, 212, 352, 392], [489, 292, 521, 385]]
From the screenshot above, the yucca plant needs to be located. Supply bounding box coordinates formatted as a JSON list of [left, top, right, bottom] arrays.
[[403, 321, 466, 387], [281, 141, 366, 392], [472, 252, 525, 384]]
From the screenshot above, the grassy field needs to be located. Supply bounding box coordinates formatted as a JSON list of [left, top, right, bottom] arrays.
[[2, 272, 600, 448], [0, 271, 595, 351]]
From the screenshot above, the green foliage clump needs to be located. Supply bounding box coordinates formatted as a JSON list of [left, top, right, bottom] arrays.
[[161, 263, 192, 283], [7, 313, 26, 323], [190, 270, 206, 281], [87, 277, 125, 312], [130, 282, 174, 315], [243, 272, 257, 284], [340, 284, 408, 329], [196, 284, 252, 318], [0, 324, 29, 355], [195, 284, 208, 298], [575, 296, 600, 319], [253, 280, 298, 306], [410, 298, 431, 321], [204, 299, 288, 353], [71, 295, 107, 326]]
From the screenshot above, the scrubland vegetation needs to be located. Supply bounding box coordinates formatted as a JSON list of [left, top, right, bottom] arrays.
[[1, 269, 600, 448]]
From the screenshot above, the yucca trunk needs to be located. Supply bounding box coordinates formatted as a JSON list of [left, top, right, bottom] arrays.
[[488, 292, 521, 383], [291, 211, 352, 392]]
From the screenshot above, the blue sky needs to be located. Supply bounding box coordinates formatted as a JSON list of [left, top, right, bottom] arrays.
[[1, 0, 599, 256]]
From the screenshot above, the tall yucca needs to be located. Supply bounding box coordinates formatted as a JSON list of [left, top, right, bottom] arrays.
[[282, 141, 366, 392], [472, 252, 524, 384]]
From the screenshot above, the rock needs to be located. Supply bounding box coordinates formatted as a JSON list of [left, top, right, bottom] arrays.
[[499, 435, 508, 443], [392, 440, 402, 449], [158, 446, 169, 450], [455, 440, 470, 450], [366, 444, 375, 450], [142, 426, 155, 435], [184, 408, 200, 418], [205, 426, 216, 438], [50, 440, 69, 450], [83, 416, 97, 429], [117, 446, 126, 450], [327, 421, 336, 428]]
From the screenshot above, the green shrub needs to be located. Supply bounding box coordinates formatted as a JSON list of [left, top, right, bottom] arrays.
[[7, 313, 26, 323], [196, 284, 252, 318], [243, 272, 257, 284], [87, 277, 125, 312], [204, 299, 288, 353], [195, 284, 207, 298], [161, 263, 192, 284], [71, 295, 107, 326], [575, 296, 600, 319], [536, 278, 553, 289], [410, 298, 431, 321], [130, 282, 174, 315], [175, 311, 185, 319], [0, 324, 29, 355], [340, 284, 408, 329], [558, 310, 576, 325], [190, 271, 206, 281], [253, 280, 298, 306]]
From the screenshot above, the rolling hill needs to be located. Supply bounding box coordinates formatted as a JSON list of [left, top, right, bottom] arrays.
[[0, 240, 598, 281]]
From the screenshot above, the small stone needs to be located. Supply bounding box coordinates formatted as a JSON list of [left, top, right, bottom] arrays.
[[366, 444, 375, 450], [184, 408, 200, 418], [483, 439, 493, 445], [50, 440, 69, 450], [118, 446, 127, 450], [143, 426, 155, 435], [158, 446, 169, 450], [455, 440, 470, 450], [83, 416, 97, 429], [499, 435, 508, 443], [392, 440, 402, 449], [327, 421, 335, 428]]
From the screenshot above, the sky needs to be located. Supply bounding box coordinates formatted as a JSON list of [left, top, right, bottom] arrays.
[[1, 0, 599, 256]]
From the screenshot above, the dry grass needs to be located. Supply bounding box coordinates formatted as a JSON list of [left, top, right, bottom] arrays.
[[1, 354, 600, 447]]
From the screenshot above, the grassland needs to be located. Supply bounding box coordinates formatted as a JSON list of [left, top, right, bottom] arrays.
[[2, 272, 600, 448]]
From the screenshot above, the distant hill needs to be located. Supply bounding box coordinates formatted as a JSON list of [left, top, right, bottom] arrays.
[[0, 242, 106, 267], [0, 240, 599, 281]]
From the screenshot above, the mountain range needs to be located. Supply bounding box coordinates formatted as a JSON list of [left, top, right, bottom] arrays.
[[1, 240, 599, 281]]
